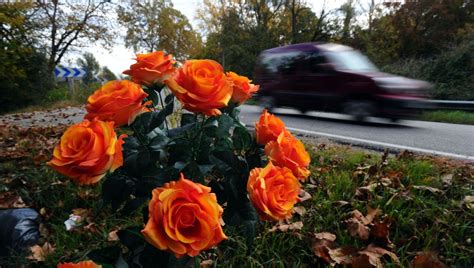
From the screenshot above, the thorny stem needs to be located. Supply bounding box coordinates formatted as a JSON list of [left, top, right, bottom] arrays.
[[158, 90, 169, 131]]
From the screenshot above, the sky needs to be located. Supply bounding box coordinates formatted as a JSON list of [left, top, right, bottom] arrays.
[[73, 0, 359, 77]]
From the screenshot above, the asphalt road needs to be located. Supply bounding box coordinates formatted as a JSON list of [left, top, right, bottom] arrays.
[[1, 105, 473, 160], [238, 105, 474, 160]]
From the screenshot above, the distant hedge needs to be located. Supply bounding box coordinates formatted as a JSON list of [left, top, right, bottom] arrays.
[[382, 37, 474, 100], [0, 48, 53, 113]]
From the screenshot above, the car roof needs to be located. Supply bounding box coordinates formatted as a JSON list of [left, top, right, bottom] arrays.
[[261, 42, 354, 54]]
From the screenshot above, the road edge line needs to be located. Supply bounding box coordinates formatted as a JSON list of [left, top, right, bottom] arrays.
[[285, 126, 474, 161]]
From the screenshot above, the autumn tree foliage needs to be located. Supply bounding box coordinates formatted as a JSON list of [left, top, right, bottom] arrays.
[[117, 0, 202, 61]]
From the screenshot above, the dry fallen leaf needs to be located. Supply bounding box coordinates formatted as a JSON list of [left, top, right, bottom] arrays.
[[293, 206, 306, 217], [412, 185, 444, 195], [0, 192, 26, 209], [200, 259, 214, 268], [410, 251, 448, 268], [463, 195, 474, 210], [28, 242, 55, 262], [314, 232, 337, 242], [347, 218, 370, 240], [370, 218, 392, 245], [107, 230, 119, 241], [328, 246, 358, 265], [441, 174, 453, 187], [346, 210, 371, 240], [298, 189, 312, 202], [269, 221, 304, 232], [312, 233, 337, 265], [358, 244, 400, 267], [365, 207, 382, 224]]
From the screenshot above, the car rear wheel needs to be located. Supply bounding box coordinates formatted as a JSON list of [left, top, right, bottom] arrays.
[[342, 99, 376, 121], [259, 96, 275, 112]]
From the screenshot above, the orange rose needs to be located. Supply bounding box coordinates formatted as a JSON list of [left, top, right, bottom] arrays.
[[57, 260, 101, 268], [165, 60, 232, 116], [48, 119, 126, 185], [264, 131, 311, 180], [142, 174, 227, 258], [247, 162, 300, 221], [255, 109, 286, 145], [226, 71, 259, 105], [123, 51, 176, 86], [85, 80, 149, 127]]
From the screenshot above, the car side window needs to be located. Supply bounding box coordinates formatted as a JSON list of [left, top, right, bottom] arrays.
[[307, 53, 328, 73]]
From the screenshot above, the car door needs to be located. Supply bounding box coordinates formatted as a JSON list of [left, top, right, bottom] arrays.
[[290, 52, 337, 111]]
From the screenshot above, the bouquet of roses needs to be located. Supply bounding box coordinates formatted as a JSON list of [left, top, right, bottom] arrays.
[[49, 51, 311, 267]]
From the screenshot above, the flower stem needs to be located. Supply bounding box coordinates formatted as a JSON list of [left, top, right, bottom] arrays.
[[158, 90, 169, 131]]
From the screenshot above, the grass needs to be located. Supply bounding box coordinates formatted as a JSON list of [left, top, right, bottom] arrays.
[[419, 110, 474, 125], [0, 126, 473, 267], [1, 82, 99, 116]]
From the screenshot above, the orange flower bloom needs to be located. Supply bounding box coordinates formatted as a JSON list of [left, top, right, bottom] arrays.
[[165, 60, 232, 116], [264, 131, 311, 180], [226, 71, 259, 105], [57, 260, 101, 268], [123, 51, 176, 86], [247, 162, 300, 221], [255, 109, 286, 145], [85, 80, 149, 127], [142, 174, 227, 258], [48, 119, 126, 185]]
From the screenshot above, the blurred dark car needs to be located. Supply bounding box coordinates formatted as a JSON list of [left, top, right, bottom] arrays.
[[254, 42, 432, 120]]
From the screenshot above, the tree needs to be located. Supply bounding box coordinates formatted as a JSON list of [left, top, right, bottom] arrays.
[[281, 0, 318, 44], [99, 66, 117, 82], [0, 3, 52, 112], [77, 52, 100, 85], [32, 0, 114, 72], [117, 0, 202, 60], [338, 0, 356, 42]]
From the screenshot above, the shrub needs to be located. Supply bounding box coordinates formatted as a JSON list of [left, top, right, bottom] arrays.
[[382, 37, 474, 100]]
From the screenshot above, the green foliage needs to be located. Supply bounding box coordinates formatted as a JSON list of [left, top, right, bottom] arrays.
[[77, 52, 100, 85], [420, 110, 474, 125], [0, 47, 53, 113], [0, 3, 53, 113], [89, 85, 261, 265], [117, 0, 202, 60], [382, 37, 474, 100]]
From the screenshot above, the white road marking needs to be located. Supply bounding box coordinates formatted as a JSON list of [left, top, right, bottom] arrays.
[[285, 126, 474, 161]]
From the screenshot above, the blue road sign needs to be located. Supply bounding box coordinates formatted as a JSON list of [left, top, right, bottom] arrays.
[[54, 66, 86, 78]]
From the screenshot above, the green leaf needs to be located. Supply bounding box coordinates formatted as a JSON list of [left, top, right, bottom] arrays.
[[180, 113, 196, 126], [232, 126, 252, 151], [168, 138, 193, 163], [203, 117, 219, 137], [164, 92, 174, 104], [167, 123, 196, 137], [101, 172, 137, 211], [146, 89, 159, 107], [118, 226, 145, 252], [88, 246, 121, 265], [198, 164, 214, 174], [120, 197, 148, 216], [209, 150, 236, 174], [223, 198, 259, 248], [181, 161, 204, 183], [132, 100, 174, 134], [148, 131, 169, 151], [123, 141, 151, 177], [147, 83, 166, 93], [168, 255, 193, 268], [217, 114, 234, 136]]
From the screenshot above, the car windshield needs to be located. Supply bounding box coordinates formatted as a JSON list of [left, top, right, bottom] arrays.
[[326, 50, 378, 72]]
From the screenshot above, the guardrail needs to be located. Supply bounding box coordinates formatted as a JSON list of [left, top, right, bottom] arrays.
[[427, 100, 474, 111]]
